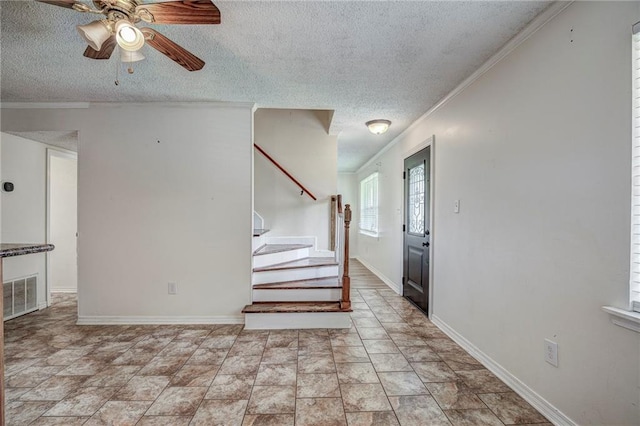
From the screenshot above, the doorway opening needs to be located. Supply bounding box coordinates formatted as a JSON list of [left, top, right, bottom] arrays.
[[47, 149, 78, 305]]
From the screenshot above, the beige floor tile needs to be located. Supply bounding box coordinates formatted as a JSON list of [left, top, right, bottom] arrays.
[[333, 346, 371, 363], [169, 364, 219, 387], [478, 392, 549, 424], [296, 398, 347, 426], [398, 346, 440, 362], [145, 386, 207, 416], [84, 400, 151, 426], [425, 338, 464, 353], [298, 355, 336, 373], [363, 340, 400, 354], [426, 382, 486, 410], [199, 335, 237, 349], [456, 370, 512, 393], [136, 416, 193, 425], [411, 361, 457, 382], [255, 363, 297, 386], [357, 327, 390, 340], [297, 373, 341, 398], [42, 387, 117, 417], [378, 371, 429, 396], [6, 366, 65, 388], [205, 374, 255, 399], [388, 395, 450, 426], [29, 416, 89, 425], [345, 411, 400, 426], [229, 340, 268, 356], [218, 355, 262, 375], [186, 348, 229, 365], [340, 383, 391, 412], [82, 365, 141, 387], [137, 356, 189, 376], [190, 399, 248, 426], [439, 352, 483, 371], [19, 375, 88, 401], [262, 347, 298, 364], [336, 362, 380, 384], [331, 333, 364, 347], [6, 401, 57, 426], [243, 414, 295, 425], [247, 385, 296, 414], [266, 334, 298, 348], [444, 408, 504, 426], [113, 375, 170, 401], [369, 353, 412, 372]]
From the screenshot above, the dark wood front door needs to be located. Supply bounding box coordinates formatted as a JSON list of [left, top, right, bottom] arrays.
[[403, 146, 430, 313]]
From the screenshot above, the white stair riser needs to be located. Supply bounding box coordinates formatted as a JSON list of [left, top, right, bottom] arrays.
[[244, 312, 352, 329], [253, 247, 310, 269], [252, 265, 339, 284], [252, 235, 266, 252], [253, 288, 341, 302]]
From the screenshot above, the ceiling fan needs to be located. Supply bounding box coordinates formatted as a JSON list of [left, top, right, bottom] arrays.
[[37, 0, 221, 71]]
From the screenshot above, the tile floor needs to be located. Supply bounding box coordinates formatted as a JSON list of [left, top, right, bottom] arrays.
[[5, 286, 551, 425]]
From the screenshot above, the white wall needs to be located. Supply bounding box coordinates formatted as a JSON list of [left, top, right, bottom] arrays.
[[0, 132, 48, 310], [1, 104, 254, 321], [356, 2, 639, 424], [254, 109, 337, 251], [49, 152, 78, 293], [337, 172, 359, 258]]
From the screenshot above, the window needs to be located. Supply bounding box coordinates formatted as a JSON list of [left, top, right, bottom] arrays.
[[360, 172, 379, 236], [631, 21, 640, 312]]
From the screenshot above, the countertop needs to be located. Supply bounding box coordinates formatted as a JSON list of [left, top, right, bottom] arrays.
[[0, 243, 55, 258]]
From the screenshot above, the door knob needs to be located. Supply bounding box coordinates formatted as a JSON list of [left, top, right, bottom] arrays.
[[422, 242, 429, 247]]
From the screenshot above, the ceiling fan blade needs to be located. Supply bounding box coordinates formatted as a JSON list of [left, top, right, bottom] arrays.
[[141, 28, 205, 71], [36, 0, 78, 9], [137, 0, 220, 24], [83, 36, 116, 60]]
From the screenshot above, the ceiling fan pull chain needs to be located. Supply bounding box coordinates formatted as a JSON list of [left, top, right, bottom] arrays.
[[114, 49, 120, 86]]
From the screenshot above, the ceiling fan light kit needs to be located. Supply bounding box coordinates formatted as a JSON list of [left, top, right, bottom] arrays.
[[76, 19, 111, 51], [120, 49, 145, 63], [366, 119, 392, 135], [114, 19, 144, 51], [39, 0, 221, 72]]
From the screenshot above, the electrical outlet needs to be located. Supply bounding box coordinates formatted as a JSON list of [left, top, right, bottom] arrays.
[[544, 339, 558, 367], [454, 200, 460, 213], [168, 282, 178, 295]]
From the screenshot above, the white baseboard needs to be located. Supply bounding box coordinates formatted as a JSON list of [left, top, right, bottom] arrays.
[[355, 256, 401, 294], [51, 288, 78, 293], [77, 315, 244, 325], [431, 315, 576, 426]]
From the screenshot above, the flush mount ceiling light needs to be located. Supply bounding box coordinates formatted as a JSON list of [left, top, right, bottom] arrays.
[[38, 0, 222, 72], [366, 119, 392, 135]]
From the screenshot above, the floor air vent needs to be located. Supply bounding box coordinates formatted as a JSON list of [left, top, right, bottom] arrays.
[[3, 275, 37, 320]]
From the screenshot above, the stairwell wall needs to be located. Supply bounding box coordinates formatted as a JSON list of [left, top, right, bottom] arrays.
[[356, 2, 639, 424], [1, 103, 254, 322], [254, 109, 338, 252]]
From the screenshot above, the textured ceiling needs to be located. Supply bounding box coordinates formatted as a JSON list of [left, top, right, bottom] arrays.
[[5, 131, 78, 152], [0, 0, 551, 171]]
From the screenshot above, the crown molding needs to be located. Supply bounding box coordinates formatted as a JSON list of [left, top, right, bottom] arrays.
[[356, 1, 573, 175], [0, 102, 90, 109]]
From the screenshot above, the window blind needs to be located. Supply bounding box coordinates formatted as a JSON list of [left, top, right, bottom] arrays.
[[360, 172, 379, 236], [631, 22, 640, 311]]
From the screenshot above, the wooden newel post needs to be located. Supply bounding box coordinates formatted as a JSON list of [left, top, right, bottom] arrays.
[[341, 204, 352, 310]]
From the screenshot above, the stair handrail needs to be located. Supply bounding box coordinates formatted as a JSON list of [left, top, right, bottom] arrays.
[[254, 143, 317, 200], [341, 204, 352, 311]]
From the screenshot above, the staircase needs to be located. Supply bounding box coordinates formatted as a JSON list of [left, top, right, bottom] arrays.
[[243, 202, 353, 329]]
